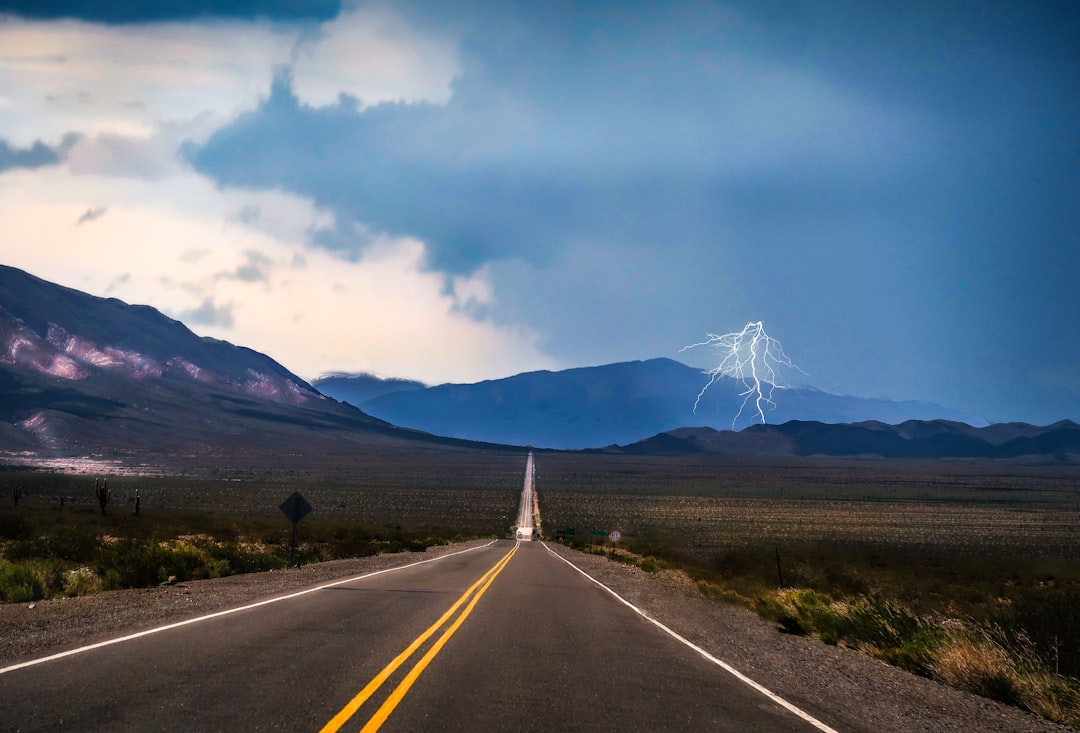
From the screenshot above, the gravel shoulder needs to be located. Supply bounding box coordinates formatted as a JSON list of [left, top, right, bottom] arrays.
[[1, 540, 1071, 732]]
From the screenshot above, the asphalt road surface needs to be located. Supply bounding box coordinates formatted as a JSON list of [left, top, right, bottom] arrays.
[[0, 539, 839, 732], [515, 450, 535, 540]]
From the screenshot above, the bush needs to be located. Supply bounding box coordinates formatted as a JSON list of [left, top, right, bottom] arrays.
[[0, 561, 44, 603], [196, 540, 284, 577], [839, 595, 926, 652], [879, 627, 949, 677], [95, 539, 203, 589], [3, 526, 102, 564], [1009, 587, 1080, 677], [42, 526, 103, 563], [933, 636, 1020, 706], [63, 566, 102, 597], [756, 596, 808, 635]]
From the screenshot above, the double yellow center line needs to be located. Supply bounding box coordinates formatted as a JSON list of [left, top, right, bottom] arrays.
[[319, 543, 518, 733]]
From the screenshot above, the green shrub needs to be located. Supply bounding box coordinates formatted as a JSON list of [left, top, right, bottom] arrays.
[[95, 539, 203, 589], [879, 627, 949, 676], [756, 596, 807, 635], [839, 595, 926, 651], [63, 566, 102, 597], [0, 561, 44, 603], [43, 526, 102, 563], [3, 526, 102, 564], [637, 556, 663, 573], [189, 539, 284, 577]]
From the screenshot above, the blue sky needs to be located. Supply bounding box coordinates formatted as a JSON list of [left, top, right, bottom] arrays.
[[1, 1, 1078, 424]]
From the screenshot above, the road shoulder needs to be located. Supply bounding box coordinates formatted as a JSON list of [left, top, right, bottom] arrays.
[[542, 542, 1069, 733]]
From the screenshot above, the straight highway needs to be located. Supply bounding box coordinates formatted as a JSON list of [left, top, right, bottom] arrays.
[[1, 455, 837, 732], [515, 450, 535, 540]]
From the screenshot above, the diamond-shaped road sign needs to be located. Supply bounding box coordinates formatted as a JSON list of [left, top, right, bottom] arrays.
[[279, 491, 312, 525]]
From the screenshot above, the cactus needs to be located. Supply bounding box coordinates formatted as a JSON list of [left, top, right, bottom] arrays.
[[134, 487, 141, 517], [95, 477, 111, 516], [12, 484, 21, 507]]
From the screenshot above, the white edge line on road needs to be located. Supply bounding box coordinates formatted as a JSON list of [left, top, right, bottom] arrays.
[[542, 542, 841, 733], [0, 540, 499, 676]]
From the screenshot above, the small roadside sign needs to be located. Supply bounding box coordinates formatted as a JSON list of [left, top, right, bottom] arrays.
[[279, 491, 312, 568], [279, 492, 312, 524], [588, 529, 606, 536], [608, 530, 622, 543]]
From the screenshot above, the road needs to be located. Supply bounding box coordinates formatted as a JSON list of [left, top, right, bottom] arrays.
[[1, 457, 837, 732], [515, 450, 535, 540]]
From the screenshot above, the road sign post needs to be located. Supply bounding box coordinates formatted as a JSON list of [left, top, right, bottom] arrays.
[[608, 529, 621, 558], [279, 491, 313, 568]]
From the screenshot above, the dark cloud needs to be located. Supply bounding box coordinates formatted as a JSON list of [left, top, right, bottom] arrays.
[[75, 206, 107, 225], [216, 251, 272, 283], [185, 1, 1080, 423], [0, 137, 68, 172], [104, 273, 130, 294], [178, 298, 234, 328], [0, 0, 340, 22]]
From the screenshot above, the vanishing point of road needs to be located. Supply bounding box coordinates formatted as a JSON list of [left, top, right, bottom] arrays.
[[0, 454, 837, 732]]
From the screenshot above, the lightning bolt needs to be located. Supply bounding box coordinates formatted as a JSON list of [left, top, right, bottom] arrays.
[[681, 321, 805, 429]]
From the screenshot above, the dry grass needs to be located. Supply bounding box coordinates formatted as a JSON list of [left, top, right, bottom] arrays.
[[933, 631, 1080, 726], [933, 635, 1015, 697]]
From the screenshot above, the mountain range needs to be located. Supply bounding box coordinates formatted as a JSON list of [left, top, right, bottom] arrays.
[[609, 420, 1080, 460], [0, 265, 493, 467], [315, 360, 987, 450], [312, 373, 425, 406], [2, 264, 1076, 464]]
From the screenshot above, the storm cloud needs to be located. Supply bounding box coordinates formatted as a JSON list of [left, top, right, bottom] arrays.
[[4, 0, 1079, 423], [0, 137, 66, 172]]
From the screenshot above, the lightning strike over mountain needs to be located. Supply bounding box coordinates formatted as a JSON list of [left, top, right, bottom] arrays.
[[681, 321, 804, 428]]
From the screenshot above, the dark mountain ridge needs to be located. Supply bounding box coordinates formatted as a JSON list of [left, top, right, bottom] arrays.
[[311, 373, 426, 406], [335, 358, 988, 449], [611, 419, 1080, 460]]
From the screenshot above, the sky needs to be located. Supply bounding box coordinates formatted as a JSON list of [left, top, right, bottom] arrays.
[[1, 1, 1078, 425]]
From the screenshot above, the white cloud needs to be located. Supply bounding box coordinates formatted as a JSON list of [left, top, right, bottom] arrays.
[[0, 10, 459, 152], [0, 10, 550, 385], [0, 165, 557, 384], [0, 18, 293, 147], [291, 5, 460, 108]]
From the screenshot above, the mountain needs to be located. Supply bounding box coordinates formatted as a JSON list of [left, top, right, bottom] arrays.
[[8, 264, 1064, 466], [612, 420, 1080, 460], [0, 265, 493, 466], [312, 373, 425, 405], [348, 358, 986, 449]]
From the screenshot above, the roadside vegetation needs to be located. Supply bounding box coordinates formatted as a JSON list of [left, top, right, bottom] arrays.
[[540, 454, 1080, 728], [0, 472, 514, 604], [4, 455, 1078, 727], [565, 533, 1080, 727]]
